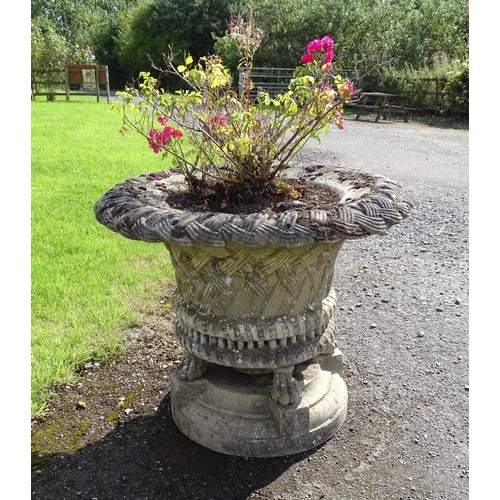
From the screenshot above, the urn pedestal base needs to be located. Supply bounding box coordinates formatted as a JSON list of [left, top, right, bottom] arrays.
[[170, 350, 347, 457]]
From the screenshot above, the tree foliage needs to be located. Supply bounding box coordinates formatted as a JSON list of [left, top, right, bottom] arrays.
[[31, 0, 141, 39], [31, 0, 469, 90], [31, 23, 72, 73], [114, 0, 233, 86], [216, 0, 468, 70], [31, 21, 93, 99]]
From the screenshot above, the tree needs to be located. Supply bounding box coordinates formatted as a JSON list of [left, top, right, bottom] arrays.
[[31, 22, 73, 100], [390, 0, 469, 67], [114, 0, 234, 87], [31, 0, 469, 90], [215, 0, 333, 72], [215, 0, 468, 74]]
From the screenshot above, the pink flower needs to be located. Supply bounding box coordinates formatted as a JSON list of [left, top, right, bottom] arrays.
[[307, 39, 324, 54], [320, 85, 335, 102], [335, 111, 344, 130], [302, 36, 335, 67], [338, 82, 354, 99], [210, 114, 228, 130], [157, 116, 169, 126], [147, 135, 163, 153], [321, 36, 334, 53], [321, 37, 334, 67], [147, 125, 183, 153]]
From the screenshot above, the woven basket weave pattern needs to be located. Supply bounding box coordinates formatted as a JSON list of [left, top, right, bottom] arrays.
[[169, 241, 342, 368], [167, 241, 343, 319], [93, 166, 413, 371], [93, 167, 413, 247]]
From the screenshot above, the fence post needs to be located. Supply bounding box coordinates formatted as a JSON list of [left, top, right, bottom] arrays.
[[64, 67, 70, 101], [104, 66, 111, 104], [94, 65, 100, 103]]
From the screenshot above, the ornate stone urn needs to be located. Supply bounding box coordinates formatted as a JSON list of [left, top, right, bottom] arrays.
[[94, 164, 412, 457]]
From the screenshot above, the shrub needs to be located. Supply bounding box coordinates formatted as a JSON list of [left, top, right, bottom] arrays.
[[113, 11, 354, 197], [442, 60, 469, 110], [365, 56, 468, 110], [31, 21, 94, 100], [31, 23, 72, 100]]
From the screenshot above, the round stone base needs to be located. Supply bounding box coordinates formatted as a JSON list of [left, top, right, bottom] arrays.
[[170, 350, 348, 457]]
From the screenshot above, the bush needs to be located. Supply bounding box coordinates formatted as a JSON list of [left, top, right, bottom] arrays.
[[364, 56, 469, 110], [114, 0, 233, 89], [31, 23, 72, 100], [442, 60, 469, 110], [31, 21, 95, 100]]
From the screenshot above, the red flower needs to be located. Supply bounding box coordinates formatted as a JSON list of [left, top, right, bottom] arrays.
[[157, 116, 169, 126], [147, 126, 183, 153]]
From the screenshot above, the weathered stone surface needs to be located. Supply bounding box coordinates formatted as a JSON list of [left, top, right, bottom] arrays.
[[94, 167, 413, 247], [170, 351, 347, 457], [92, 165, 412, 455]]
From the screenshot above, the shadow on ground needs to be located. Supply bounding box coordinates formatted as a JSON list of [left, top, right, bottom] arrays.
[[32, 393, 318, 500]]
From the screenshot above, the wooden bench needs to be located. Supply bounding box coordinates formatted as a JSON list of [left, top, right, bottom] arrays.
[[350, 92, 415, 122]]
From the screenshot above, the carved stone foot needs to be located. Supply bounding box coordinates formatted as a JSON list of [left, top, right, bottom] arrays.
[[177, 352, 207, 381], [271, 365, 301, 406]]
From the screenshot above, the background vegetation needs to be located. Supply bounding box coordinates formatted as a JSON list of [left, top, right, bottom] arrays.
[[31, 0, 469, 92]]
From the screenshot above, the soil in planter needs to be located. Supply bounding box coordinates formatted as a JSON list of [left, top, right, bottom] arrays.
[[150, 165, 374, 216], [139, 165, 379, 243]]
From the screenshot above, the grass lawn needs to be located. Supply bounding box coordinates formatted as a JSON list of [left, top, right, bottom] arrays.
[[31, 96, 176, 416]]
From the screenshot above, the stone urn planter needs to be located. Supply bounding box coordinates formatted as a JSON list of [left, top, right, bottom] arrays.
[[94, 164, 412, 457]]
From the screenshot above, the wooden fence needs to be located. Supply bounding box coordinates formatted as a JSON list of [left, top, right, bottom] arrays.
[[31, 65, 111, 103], [417, 77, 446, 109], [238, 67, 295, 98], [237, 68, 467, 117], [238, 67, 360, 99]]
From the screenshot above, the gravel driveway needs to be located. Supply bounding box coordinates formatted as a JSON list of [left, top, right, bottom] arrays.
[[31, 116, 469, 500]]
